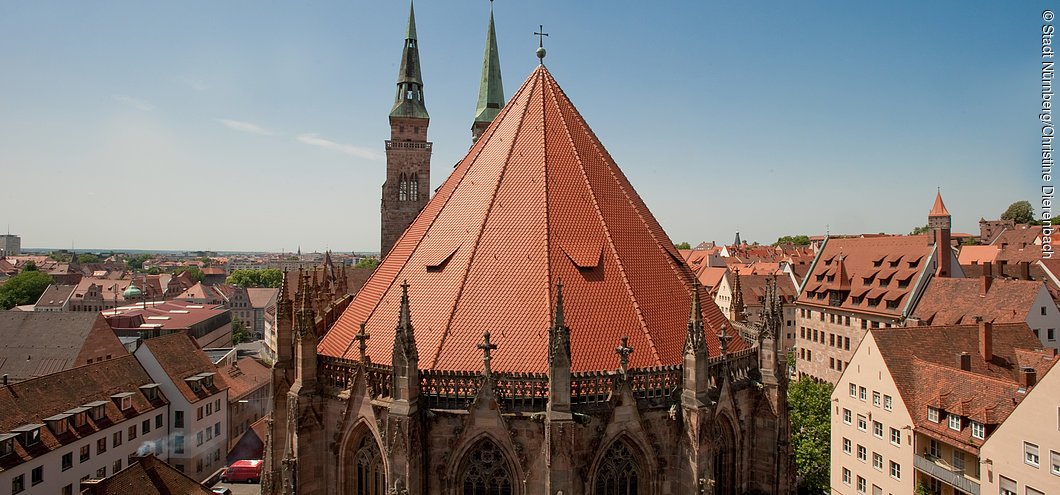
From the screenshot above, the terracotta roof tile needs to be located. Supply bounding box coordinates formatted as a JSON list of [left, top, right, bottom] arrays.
[[82, 454, 214, 495], [139, 333, 228, 403], [912, 277, 1045, 325], [222, 357, 271, 401], [321, 66, 742, 373]]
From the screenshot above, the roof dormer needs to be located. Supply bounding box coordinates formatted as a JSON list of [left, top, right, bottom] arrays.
[[65, 406, 89, 428], [196, 372, 216, 389], [185, 376, 204, 393], [0, 433, 15, 457], [11, 424, 43, 448], [111, 392, 135, 411], [82, 400, 108, 422], [43, 413, 71, 436], [139, 383, 161, 402]]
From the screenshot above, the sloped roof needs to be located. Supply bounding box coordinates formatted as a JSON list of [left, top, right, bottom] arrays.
[[139, 333, 228, 403], [957, 245, 1000, 265], [872, 324, 1056, 451], [911, 277, 1045, 325], [322, 66, 741, 373], [221, 356, 271, 401], [929, 191, 950, 217], [34, 284, 75, 308], [0, 312, 124, 382], [82, 454, 213, 495], [247, 287, 279, 309]]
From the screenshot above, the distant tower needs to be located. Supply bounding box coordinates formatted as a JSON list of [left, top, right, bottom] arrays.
[[471, 1, 504, 143], [928, 189, 952, 278], [734, 231, 742, 246], [381, 1, 432, 258]]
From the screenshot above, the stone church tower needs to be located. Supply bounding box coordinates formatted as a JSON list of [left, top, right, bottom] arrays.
[[381, 2, 431, 258]]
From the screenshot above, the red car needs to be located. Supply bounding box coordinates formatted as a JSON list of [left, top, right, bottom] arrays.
[[222, 459, 263, 483]]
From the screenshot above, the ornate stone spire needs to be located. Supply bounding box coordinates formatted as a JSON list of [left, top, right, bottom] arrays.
[[682, 282, 710, 407], [295, 272, 316, 340], [394, 280, 418, 361], [390, 280, 420, 409], [548, 279, 571, 365], [730, 269, 746, 323], [391, 1, 429, 119], [547, 280, 572, 417], [472, 0, 504, 142], [685, 281, 706, 356], [354, 322, 370, 365]]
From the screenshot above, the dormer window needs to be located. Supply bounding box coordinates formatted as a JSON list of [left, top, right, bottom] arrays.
[[0, 433, 17, 457], [83, 401, 108, 422], [65, 407, 89, 428], [186, 376, 204, 393], [139, 383, 161, 402], [928, 407, 940, 423], [43, 413, 71, 436], [11, 424, 43, 448], [111, 392, 135, 411], [197, 372, 216, 389]]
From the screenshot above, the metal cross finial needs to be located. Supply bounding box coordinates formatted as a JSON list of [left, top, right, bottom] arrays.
[[477, 331, 498, 378], [354, 322, 370, 364], [615, 335, 633, 376], [534, 25, 549, 64]]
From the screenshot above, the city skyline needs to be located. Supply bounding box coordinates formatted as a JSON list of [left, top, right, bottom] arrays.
[[0, 1, 1044, 252]]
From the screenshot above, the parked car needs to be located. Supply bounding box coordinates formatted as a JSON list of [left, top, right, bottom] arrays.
[[211, 488, 232, 495], [221, 459, 263, 483]]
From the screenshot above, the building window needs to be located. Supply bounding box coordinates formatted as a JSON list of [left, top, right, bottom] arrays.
[[952, 450, 964, 471], [112, 459, 122, 475], [174, 435, 184, 454], [31, 466, 42, 485], [872, 452, 883, 470], [113, 431, 122, 447], [96, 467, 106, 478], [949, 414, 962, 431], [873, 391, 881, 407], [889, 428, 900, 446], [856, 476, 866, 493], [62, 485, 72, 495], [1050, 329, 1056, 341], [155, 414, 163, 429], [175, 411, 184, 429], [873, 421, 883, 438], [128, 425, 137, 440], [1027, 487, 1044, 495], [970, 421, 984, 440], [62, 452, 73, 471], [842, 467, 851, 485], [889, 461, 901, 480], [12, 474, 24, 494], [999, 476, 1016, 495], [197, 431, 203, 446], [859, 387, 867, 401], [206, 403, 212, 416], [97, 437, 106, 454], [883, 395, 893, 411], [845, 337, 851, 350], [849, 383, 857, 398], [927, 407, 940, 423], [196, 458, 203, 473], [857, 415, 867, 431], [843, 409, 852, 425], [1026, 442, 1040, 467], [1051, 450, 1060, 475], [197, 407, 203, 421], [857, 444, 867, 462], [928, 439, 940, 458], [80, 445, 90, 462]]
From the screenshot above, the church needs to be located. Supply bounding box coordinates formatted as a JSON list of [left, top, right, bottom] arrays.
[[264, 3, 794, 494]]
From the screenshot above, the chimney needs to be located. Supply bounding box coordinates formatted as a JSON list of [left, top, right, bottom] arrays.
[[957, 352, 972, 371], [977, 317, 993, 362], [1020, 261, 1031, 281], [1019, 367, 1037, 388], [981, 262, 993, 296]]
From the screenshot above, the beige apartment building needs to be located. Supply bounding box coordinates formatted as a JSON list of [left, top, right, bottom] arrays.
[[796, 192, 962, 383], [978, 351, 1060, 495], [832, 321, 1056, 495]]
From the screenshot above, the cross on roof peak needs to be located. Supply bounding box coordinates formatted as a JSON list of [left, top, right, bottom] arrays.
[[477, 331, 498, 378], [615, 335, 633, 376], [354, 322, 370, 364], [534, 25, 549, 64]]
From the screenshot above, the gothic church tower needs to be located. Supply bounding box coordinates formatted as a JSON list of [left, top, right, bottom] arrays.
[[381, 1, 431, 258]]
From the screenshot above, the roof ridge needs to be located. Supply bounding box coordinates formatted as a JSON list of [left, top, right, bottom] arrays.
[[543, 69, 662, 366], [910, 355, 1023, 386], [429, 68, 540, 369]]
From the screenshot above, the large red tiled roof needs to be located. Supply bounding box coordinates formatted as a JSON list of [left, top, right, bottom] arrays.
[[872, 324, 1056, 451], [222, 357, 271, 401], [321, 66, 740, 373], [911, 277, 1045, 326], [140, 333, 228, 403], [798, 235, 936, 318], [82, 454, 214, 495]]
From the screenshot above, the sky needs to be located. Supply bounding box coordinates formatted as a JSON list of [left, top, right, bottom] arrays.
[[0, 1, 1050, 252]]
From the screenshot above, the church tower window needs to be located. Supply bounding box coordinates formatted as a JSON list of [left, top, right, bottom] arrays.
[[399, 173, 409, 202], [459, 439, 513, 495], [409, 174, 418, 201], [595, 439, 642, 495], [352, 434, 384, 495]]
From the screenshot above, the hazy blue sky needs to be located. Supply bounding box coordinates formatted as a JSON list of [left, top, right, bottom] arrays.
[[0, 1, 1048, 252]]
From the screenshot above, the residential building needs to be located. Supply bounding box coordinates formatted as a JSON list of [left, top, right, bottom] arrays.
[[831, 321, 1056, 495], [794, 192, 962, 382], [78, 454, 214, 495], [978, 355, 1060, 495], [0, 312, 128, 383], [247, 287, 278, 341], [105, 300, 232, 349], [133, 333, 229, 482], [221, 357, 271, 451], [715, 271, 800, 352], [0, 356, 170, 495], [980, 219, 1015, 245], [0, 234, 21, 257], [911, 262, 1060, 351], [32, 285, 75, 312]]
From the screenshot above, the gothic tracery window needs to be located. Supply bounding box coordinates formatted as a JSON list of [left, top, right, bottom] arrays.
[[352, 434, 384, 495], [408, 174, 418, 201], [595, 440, 642, 495], [459, 439, 513, 495], [398, 173, 409, 202]]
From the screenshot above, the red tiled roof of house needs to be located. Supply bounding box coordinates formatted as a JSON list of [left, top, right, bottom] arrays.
[[222, 357, 270, 401], [0, 312, 128, 382], [696, 267, 728, 292], [991, 225, 1043, 263], [798, 235, 936, 318], [957, 245, 1000, 265], [911, 277, 1045, 325], [81, 454, 213, 495], [0, 355, 168, 472], [140, 333, 228, 403], [872, 323, 1056, 452], [727, 273, 799, 306], [322, 66, 742, 373]]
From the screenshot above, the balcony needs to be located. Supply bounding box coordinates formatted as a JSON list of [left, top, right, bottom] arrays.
[[385, 140, 432, 151], [914, 453, 980, 495]]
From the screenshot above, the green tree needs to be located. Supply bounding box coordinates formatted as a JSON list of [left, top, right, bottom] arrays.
[[227, 269, 283, 288], [176, 267, 205, 283], [355, 258, 380, 270], [0, 271, 54, 309], [1001, 201, 1034, 224], [774, 235, 811, 246], [21, 261, 38, 272], [47, 251, 72, 262], [909, 224, 930, 235], [231, 318, 251, 345], [77, 253, 101, 264], [788, 378, 833, 494], [674, 241, 691, 250], [127, 253, 153, 270]]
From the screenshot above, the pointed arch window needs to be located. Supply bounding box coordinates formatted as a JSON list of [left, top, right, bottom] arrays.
[[398, 173, 409, 202], [352, 434, 384, 495], [408, 173, 419, 201], [595, 440, 642, 495], [459, 439, 513, 495]]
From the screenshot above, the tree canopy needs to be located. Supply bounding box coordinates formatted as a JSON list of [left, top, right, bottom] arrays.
[[788, 378, 833, 494], [21, 261, 38, 272], [909, 224, 930, 235], [231, 317, 251, 345], [674, 241, 691, 250], [126, 253, 153, 270], [77, 253, 101, 264], [1001, 201, 1035, 224], [355, 258, 380, 270], [774, 235, 811, 246], [227, 269, 284, 288], [0, 271, 54, 309]]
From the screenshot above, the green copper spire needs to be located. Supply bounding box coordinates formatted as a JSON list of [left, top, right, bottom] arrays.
[[391, 1, 429, 119], [472, 1, 504, 136]]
